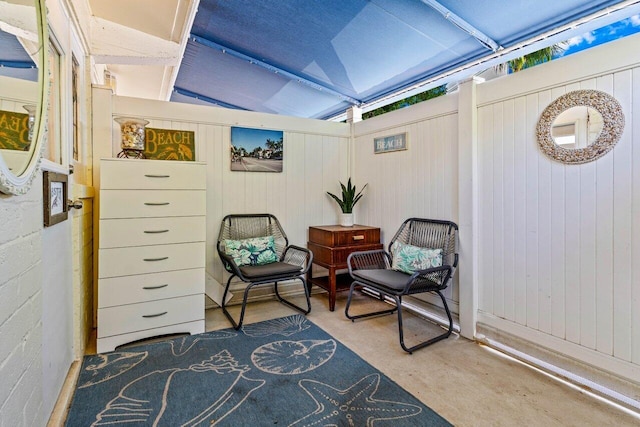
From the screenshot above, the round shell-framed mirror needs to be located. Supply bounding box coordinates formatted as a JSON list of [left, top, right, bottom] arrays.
[[536, 90, 624, 165], [0, 0, 49, 195]]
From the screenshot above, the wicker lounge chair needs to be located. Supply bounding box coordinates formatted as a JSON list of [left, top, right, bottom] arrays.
[[217, 214, 312, 329], [345, 218, 458, 353]]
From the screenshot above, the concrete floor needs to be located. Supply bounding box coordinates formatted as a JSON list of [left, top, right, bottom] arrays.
[[52, 291, 640, 426], [212, 292, 639, 427]]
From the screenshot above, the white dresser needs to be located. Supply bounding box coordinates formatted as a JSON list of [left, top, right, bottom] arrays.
[[97, 158, 206, 353]]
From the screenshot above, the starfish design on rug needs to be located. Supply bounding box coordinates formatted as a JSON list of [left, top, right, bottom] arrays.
[[290, 373, 423, 426]]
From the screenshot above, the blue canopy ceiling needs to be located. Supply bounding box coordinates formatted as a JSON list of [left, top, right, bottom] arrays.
[[171, 0, 636, 120], [0, 30, 37, 81]]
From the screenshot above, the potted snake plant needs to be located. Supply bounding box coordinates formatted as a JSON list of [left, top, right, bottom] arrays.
[[326, 178, 367, 227]]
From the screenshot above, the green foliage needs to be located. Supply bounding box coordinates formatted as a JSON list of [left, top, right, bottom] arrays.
[[497, 44, 567, 73], [326, 178, 367, 213], [363, 85, 447, 120]]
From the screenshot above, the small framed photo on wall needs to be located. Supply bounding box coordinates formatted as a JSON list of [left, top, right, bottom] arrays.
[[373, 132, 408, 154], [230, 127, 283, 172], [43, 171, 68, 227]]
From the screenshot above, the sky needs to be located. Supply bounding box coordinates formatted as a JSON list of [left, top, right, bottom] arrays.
[[555, 13, 640, 58], [230, 127, 283, 151]]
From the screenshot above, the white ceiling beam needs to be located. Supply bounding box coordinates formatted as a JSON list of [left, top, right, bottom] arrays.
[[419, 0, 501, 51], [90, 16, 181, 65], [65, 0, 94, 56], [160, 0, 200, 101], [0, 1, 38, 42]]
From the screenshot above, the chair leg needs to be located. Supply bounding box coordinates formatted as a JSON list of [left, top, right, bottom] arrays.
[[274, 277, 311, 315], [344, 280, 397, 321], [221, 274, 239, 329], [223, 276, 312, 330], [221, 274, 255, 330], [397, 291, 454, 354]]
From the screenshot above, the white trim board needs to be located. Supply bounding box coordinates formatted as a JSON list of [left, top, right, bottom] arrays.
[[113, 95, 351, 138], [478, 312, 640, 385], [477, 32, 640, 107]]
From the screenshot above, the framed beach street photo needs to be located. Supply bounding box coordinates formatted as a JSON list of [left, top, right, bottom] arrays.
[[230, 127, 283, 172], [374, 132, 408, 154], [43, 171, 68, 227]]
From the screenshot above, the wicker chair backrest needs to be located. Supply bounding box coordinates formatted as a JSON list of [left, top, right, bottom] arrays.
[[218, 214, 288, 257], [390, 218, 458, 266]]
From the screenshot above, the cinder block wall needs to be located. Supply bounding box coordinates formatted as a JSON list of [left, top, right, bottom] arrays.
[[0, 174, 44, 426]]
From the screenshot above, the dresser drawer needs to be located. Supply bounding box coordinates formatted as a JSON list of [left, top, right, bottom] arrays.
[[99, 216, 205, 248], [101, 159, 206, 190], [307, 241, 383, 267], [309, 225, 380, 247], [100, 189, 205, 219], [99, 242, 205, 278], [99, 268, 204, 308], [97, 321, 204, 353], [97, 294, 204, 338]]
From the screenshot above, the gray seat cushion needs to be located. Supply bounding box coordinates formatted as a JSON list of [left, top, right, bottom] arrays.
[[239, 262, 302, 279], [352, 269, 410, 291]]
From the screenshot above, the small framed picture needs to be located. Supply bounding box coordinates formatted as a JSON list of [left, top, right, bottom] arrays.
[[230, 127, 284, 172], [373, 132, 408, 154], [43, 171, 68, 227]]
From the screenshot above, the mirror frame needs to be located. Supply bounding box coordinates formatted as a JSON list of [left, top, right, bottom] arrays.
[[0, 0, 49, 195], [536, 89, 624, 165]]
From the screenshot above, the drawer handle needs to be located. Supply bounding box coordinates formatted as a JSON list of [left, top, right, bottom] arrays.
[[144, 174, 170, 178], [143, 284, 169, 290], [143, 257, 169, 262], [142, 311, 167, 318], [144, 202, 170, 206], [144, 229, 169, 234], [352, 235, 365, 241]]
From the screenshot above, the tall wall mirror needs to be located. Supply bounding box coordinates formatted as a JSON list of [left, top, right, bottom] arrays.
[[536, 89, 624, 165], [0, 0, 48, 195]]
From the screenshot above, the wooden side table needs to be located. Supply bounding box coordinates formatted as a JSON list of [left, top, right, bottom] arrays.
[[307, 224, 383, 311]]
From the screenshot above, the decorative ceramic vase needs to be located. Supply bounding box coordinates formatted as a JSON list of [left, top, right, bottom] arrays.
[[340, 213, 354, 227]]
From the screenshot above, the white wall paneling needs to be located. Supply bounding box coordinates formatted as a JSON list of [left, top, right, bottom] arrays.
[[475, 33, 640, 386], [352, 93, 460, 317], [632, 67, 640, 367], [457, 78, 480, 338], [348, 33, 640, 394]]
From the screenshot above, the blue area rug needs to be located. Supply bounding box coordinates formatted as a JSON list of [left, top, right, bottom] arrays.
[[65, 315, 451, 426]]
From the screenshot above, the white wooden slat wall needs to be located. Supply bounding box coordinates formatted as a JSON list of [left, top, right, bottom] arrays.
[[476, 66, 640, 368], [352, 96, 460, 310], [632, 67, 640, 367], [0, 76, 39, 111]]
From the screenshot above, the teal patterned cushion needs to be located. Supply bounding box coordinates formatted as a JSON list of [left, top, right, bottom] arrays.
[[391, 241, 443, 274], [224, 236, 278, 267]]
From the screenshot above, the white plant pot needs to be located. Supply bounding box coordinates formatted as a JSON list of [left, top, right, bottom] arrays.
[[340, 213, 354, 227]]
